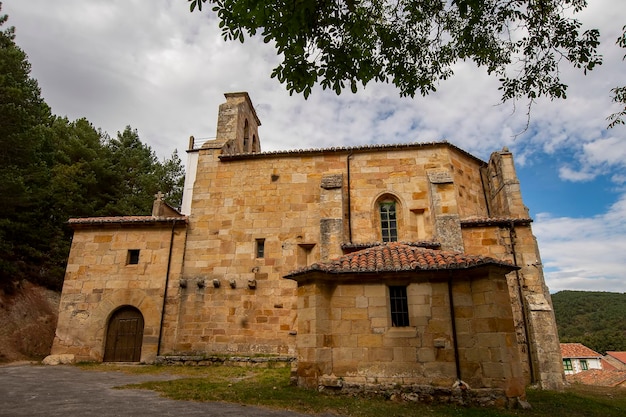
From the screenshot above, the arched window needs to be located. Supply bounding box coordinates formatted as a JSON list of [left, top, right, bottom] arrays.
[[379, 200, 398, 242]]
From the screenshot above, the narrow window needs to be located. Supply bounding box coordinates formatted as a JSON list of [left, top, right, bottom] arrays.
[[580, 359, 588, 370], [252, 134, 258, 153], [380, 201, 398, 242], [563, 359, 573, 371], [243, 119, 250, 152], [389, 286, 409, 327], [127, 249, 140, 265], [255, 239, 265, 258]]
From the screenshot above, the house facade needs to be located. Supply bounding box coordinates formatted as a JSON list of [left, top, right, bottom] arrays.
[[49, 92, 564, 398], [560, 343, 603, 375], [605, 351, 626, 371]]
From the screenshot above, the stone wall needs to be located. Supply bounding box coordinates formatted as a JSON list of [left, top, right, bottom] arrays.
[[470, 149, 565, 390], [293, 268, 525, 400], [51, 221, 186, 362], [166, 144, 491, 356], [51, 93, 563, 393]]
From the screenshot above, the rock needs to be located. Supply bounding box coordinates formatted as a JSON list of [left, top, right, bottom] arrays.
[[517, 399, 532, 410], [42, 354, 75, 365]]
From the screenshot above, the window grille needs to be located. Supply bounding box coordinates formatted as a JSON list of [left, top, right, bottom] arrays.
[[389, 286, 409, 327]]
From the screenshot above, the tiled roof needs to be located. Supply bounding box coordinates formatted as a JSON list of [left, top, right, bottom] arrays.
[[285, 242, 517, 278], [341, 241, 441, 251], [566, 369, 626, 387], [560, 343, 602, 358], [218, 141, 487, 165], [68, 216, 187, 228], [607, 352, 626, 365]]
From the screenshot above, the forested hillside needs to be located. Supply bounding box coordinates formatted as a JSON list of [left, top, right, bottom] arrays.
[[0, 5, 184, 292], [552, 290, 626, 354]]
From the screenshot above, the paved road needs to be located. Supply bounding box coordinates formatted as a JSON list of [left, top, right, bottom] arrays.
[[0, 363, 321, 417]]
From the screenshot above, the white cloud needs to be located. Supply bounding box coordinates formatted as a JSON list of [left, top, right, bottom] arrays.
[[551, 136, 626, 183], [558, 165, 599, 182], [4, 0, 626, 293], [534, 193, 626, 293], [583, 136, 626, 168]]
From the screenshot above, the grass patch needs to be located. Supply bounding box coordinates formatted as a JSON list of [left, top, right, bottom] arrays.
[[81, 364, 626, 417]]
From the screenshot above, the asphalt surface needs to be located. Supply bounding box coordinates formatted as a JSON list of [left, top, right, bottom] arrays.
[[0, 363, 321, 417]]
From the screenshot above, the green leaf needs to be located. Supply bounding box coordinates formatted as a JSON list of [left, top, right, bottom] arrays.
[[185, 0, 602, 103]]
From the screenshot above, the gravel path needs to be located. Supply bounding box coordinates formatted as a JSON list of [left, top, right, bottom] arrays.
[[0, 363, 322, 417]]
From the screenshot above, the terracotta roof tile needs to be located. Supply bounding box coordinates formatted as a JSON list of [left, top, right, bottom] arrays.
[[285, 242, 517, 278], [341, 241, 441, 251], [566, 369, 626, 387], [607, 352, 626, 365], [560, 343, 602, 358], [68, 216, 187, 228], [218, 141, 486, 166]]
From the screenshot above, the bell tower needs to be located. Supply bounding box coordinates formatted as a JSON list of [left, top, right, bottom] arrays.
[[215, 92, 262, 155]]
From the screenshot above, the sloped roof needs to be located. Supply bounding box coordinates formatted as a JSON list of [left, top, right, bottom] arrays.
[[566, 369, 626, 387], [341, 241, 441, 251], [285, 242, 517, 278], [68, 216, 187, 228], [607, 352, 626, 365], [218, 141, 487, 166], [560, 343, 602, 358]]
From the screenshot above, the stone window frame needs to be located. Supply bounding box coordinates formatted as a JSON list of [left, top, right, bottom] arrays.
[[255, 238, 265, 259], [389, 285, 410, 327], [379, 199, 398, 242], [127, 249, 140, 265]]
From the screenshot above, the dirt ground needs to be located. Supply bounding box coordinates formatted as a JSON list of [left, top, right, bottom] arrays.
[[0, 281, 59, 363]]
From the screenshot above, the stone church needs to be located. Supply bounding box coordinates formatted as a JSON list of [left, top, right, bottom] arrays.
[[49, 92, 564, 402]]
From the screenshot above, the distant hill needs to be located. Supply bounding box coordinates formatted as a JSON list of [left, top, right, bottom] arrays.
[[552, 290, 626, 354]]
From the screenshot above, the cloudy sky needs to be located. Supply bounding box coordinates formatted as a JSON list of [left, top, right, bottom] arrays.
[[4, 0, 626, 293]]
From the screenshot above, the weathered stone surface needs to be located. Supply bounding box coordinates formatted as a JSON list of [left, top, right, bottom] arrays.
[[51, 92, 563, 399], [42, 354, 75, 365], [320, 174, 343, 189]]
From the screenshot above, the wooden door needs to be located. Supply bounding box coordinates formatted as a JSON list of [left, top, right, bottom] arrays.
[[103, 306, 144, 362]]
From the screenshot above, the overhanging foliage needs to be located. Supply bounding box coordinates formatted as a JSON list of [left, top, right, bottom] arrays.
[[189, 0, 601, 100]]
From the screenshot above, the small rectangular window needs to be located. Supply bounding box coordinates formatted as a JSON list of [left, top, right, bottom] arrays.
[[255, 239, 265, 258], [563, 358, 573, 371], [127, 249, 140, 265], [389, 286, 409, 327], [580, 359, 588, 370]]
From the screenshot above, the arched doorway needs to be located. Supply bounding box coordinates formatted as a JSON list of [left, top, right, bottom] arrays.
[[103, 306, 144, 362]]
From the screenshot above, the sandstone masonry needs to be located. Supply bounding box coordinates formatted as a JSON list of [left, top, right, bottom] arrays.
[[49, 92, 564, 402]]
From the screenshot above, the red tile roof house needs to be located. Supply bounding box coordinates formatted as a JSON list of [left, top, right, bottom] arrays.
[[566, 369, 626, 388], [605, 351, 626, 371], [560, 343, 603, 375]]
